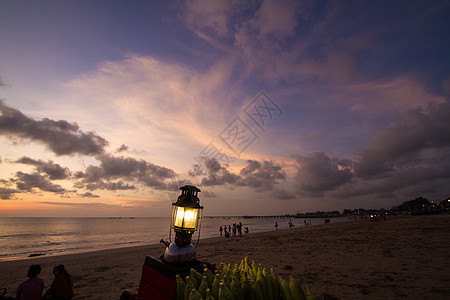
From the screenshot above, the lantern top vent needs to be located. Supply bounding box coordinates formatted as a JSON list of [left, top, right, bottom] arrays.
[[175, 185, 202, 208]]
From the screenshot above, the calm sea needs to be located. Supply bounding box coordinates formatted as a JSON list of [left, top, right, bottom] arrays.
[[0, 216, 347, 261]]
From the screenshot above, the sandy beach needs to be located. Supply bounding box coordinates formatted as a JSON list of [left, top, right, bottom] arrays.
[[1, 214, 449, 299]]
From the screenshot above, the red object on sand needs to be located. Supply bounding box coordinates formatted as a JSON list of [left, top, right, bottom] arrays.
[[137, 256, 214, 300], [138, 256, 176, 300]]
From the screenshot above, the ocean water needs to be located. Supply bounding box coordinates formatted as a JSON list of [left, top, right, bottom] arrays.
[[0, 216, 347, 261]]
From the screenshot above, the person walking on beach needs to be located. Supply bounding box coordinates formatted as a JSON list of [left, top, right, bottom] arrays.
[[238, 222, 242, 235], [275, 221, 278, 230], [219, 226, 223, 236], [43, 265, 74, 300], [16, 264, 44, 300]]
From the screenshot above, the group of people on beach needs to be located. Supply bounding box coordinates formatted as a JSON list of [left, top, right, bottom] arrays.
[[14, 264, 73, 300], [219, 222, 248, 237], [275, 219, 296, 230]]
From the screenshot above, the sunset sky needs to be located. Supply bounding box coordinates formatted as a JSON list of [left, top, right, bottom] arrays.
[[1, 0, 449, 217]]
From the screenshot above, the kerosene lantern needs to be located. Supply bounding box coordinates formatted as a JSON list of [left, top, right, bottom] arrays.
[[137, 185, 212, 299], [163, 185, 203, 264]]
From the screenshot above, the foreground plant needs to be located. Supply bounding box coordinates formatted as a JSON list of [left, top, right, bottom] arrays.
[[176, 257, 316, 300]]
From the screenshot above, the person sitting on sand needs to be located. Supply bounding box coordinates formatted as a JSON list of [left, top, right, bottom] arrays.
[[43, 265, 74, 300], [16, 264, 44, 300]]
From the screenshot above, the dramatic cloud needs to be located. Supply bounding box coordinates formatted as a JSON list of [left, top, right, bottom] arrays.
[[76, 154, 177, 191], [294, 152, 353, 197], [355, 103, 450, 179], [0, 100, 108, 156], [15, 172, 67, 194], [200, 158, 237, 186], [292, 101, 450, 202], [15, 157, 71, 180], [0, 187, 17, 200], [197, 158, 287, 192], [237, 160, 286, 190], [1, 1, 449, 215]]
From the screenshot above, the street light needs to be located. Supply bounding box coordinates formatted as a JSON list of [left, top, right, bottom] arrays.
[[164, 185, 203, 264]]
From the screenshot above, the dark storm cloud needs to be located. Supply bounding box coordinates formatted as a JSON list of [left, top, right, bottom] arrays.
[[74, 166, 103, 183], [15, 156, 71, 180], [339, 102, 450, 199], [0, 100, 108, 156], [200, 158, 237, 186], [98, 155, 176, 179], [355, 104, 450, 179], [15, 172, 67, 194], [0, 187, 18, 199], [335, 161, 450, 200], [76, 154, 177, 191], [294, 152, 353, 197], [198, 158, 287, 191], [293, 102, 450, 201], [237, 160, 286, 190]]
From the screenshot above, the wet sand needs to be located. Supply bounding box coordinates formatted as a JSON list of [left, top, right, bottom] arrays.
[[1, 214, 449, 299]]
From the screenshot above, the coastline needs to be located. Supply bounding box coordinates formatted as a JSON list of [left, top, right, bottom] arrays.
[[0, 216, 346, 262], [1, 214, 449, 299]]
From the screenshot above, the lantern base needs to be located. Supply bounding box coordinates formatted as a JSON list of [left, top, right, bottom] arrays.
[[163, 243, 196, 264]]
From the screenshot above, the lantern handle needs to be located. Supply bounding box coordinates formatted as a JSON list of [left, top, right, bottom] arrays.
[[168, 225, 172, 243], [168, 206, 173, 243], [194, 209, 203, 248], [194, 225, 201, 248]]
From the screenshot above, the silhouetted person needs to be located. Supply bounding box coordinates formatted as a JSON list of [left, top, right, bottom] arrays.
[[237, 222, 242, 235], [43, 265, 73, 300], [16, 264, 44, 300]]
